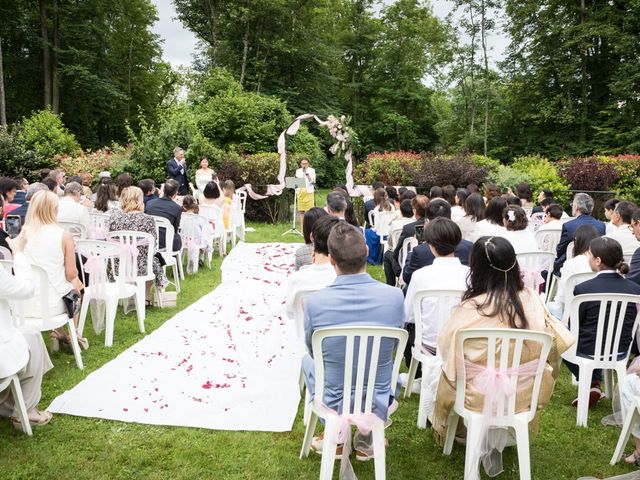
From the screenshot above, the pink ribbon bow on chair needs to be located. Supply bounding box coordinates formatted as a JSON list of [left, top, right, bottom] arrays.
[[520, 269, 545, 291]]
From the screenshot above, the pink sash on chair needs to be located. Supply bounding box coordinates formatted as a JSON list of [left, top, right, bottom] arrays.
[[77, 250, 109, 334]]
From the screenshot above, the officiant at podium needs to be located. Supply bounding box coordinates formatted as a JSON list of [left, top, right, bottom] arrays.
[[295, 158, 316, 224]]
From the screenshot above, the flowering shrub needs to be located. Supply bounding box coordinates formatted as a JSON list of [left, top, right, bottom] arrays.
[[413, 152, 490, 188], [353, 151, 421, 185], [56, 144, 134, 182], [601, 154, 640, 200], [558, 156, 618, 192]]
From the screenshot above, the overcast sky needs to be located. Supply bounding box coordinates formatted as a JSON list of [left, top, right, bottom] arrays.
[[151, 0, 509, 69]]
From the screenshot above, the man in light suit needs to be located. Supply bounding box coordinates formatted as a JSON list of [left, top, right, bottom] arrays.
[[553, 192, 606, 275], [303, 222, 404, 459], [166, 147, 189, 196]]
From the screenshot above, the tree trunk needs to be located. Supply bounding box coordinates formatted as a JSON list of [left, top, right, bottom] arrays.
[[480, 0, 490, 156], [240, 26, 249, 85], [51, 0, 59, 113], [39, 0, 52, 109], [127, 36, 133, 120], [0, 37, 6, 126], [579, 0, 588, 144], [468, 3, 477, 136], [205, 0, 218, 65]]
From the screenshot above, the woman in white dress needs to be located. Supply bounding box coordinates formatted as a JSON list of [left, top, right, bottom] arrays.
[[194, 158, 216, 200], [451, 188, 468, 223], [502, 205, 538, 253], [474, 196, 508, 241], [456, 192, 485, 242]]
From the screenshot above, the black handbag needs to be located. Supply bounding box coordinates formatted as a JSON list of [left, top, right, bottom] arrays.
[[61, 289, 81, 318]]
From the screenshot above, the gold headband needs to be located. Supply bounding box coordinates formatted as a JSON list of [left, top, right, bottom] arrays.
[[484, 236, 517, 283]]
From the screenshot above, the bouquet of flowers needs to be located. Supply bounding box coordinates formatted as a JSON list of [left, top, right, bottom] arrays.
[[324, 115, 355, 156]]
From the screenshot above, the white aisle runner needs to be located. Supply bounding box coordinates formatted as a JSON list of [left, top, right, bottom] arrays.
[[48, 243, 303, 431]]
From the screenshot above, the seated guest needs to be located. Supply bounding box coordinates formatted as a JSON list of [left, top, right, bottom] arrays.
[[332, 188, 360, 228], [365, 188, 395, 264], [536, 204, 564, 251], [516, 182, 534, 211], [10, 183, 48, 224], [626, 208, 640, 285], [442, 185, 456, 206], [563, 237, 640, 407], [383, 195, 428, 286], [116, 173, 132, 198], [403, 199, 473, 286], [502, 205, 538, 253], [466, 183, 480, 194], [547, 225, 600, 319], [400, 189, 416, 202], [403, 218, 469, 361], [12, 177, 28, 205], [221, 180, 235, 229], [385, 186, 398, 208], [145, 179, 183, 251], [138, 179, 158, 206], [554, 193, 606, 276], [432, 236, 554, 465], [295, 207, 328, 271], [0, 177, 20, 217], [200, 181, 225, 208], [302, 222, 404, 459], [0, 234, 54, 428], [108, 187, 168, 294], [613, 365, 640, 465], [326, 191, 348, 220], [429, 186, 443, 199], [532, 188, 554, 214], [57, 182, 91, 239], [285, 216, 339, 320], [504, 194, 522, 206], [388, 199, 414, 250], [451, 188, 467, 223], [181, 195, 213, 272], [604, 198, 620, 234], [80, 173, 93, 199], [50, 169, 66, 197], [455, 192, 484, 242], [93, 181, 119, 213], [364, 181, 385, 228], [474, 196, 508, 240], [605, 200, 639, 258], [484, 184, 501, 203]]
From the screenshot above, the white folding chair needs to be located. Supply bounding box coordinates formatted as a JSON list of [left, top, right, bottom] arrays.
[[299, 326, 408, 480], [534, 227, 562, 253], [528, 212, 546, 232], [88, 212, 110, 240], [443, 328, 552, 480], [58, 221, 87, 241], [0, 246, 12, 260], [179, 214, 211, 274], [397, 237, 417, 288], [232, 191, 247, 242], [150, 216, 182, 293], [562, 293, 640, 427], [0, 364, 32, 435], [106, 230, 162, 309], [76, 239, 144, 347], [13, 264, 84, 369], [388, 226, 403, 252], [199, 204, 226, 256], [374, 211, 396, 252], [403, 289, 465, 428]]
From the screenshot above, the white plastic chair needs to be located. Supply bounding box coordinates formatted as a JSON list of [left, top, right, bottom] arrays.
[[13, 264, 84, 369], [517, 251, 555, 291], [611, 396, 640, 465], [232, 191, 247, 242], [528, 212, 546, 232], [299, 326, 408, 480], [443, 328, 552, 480], [58, 221, 87, 241], [88, 212, 110, 240], [0, 364, 32, 435], [374, 211, 396, 252], [199, 204, 226, 256], [150, 216, 182, 293], [534, 227, 562, 253], [179, 214, 211, 274], [558, 271, 597, 325], [0, 246, 12, 260], [397, 237, 417, 288], [403, 289, 465, 428], [562, 293, 640, 427], [566, 241, 575, 260], [76, 239, 144, 347], [106, 230, 162, 309]]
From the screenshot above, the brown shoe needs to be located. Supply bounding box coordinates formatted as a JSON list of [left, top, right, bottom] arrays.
[[310, 433, 344, 456]]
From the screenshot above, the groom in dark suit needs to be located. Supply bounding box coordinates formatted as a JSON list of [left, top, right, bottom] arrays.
[[166, 147, 189, 196]]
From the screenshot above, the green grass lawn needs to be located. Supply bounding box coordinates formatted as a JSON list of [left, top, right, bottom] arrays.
[[0, 221, 635, 479]]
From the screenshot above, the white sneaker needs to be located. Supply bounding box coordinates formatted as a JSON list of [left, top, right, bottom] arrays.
[[398, 373, 409, 387], [411, 379, 421, 394]]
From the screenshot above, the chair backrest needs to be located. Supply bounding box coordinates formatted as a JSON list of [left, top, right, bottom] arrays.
[[412, 289, 465, 351], [235, 191, 247, 213], [179, 214, 206, 246], [311, 326, 408, 416], [368, 209, 376, 228], [11, 263, 55, 325], [198, 204, 224, 237], [0, 259, 12, 271], [399, 236, 417, 271], [534, 227, 562, 253], [560, 271, 597, 323], [389, 226, 403, 249], [374, 211, 396, 237], [150, 215, 176, 253], [528, 212, 546, 232], [454, 328, 552, 424], [75, 239, 126, 287], [88, 212, 110, 240], [291, 287, 323, 349], [0, 246, 12, 260], [58, 221, 87, 241], [105, 230, 155, 281], [566, 241, 575, 260], [567, 293, 640, 365]]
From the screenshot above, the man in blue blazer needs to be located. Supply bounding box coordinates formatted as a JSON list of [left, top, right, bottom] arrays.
[[145, 180, 182, 251], [553, 193, 605, 275], [303, 222, 404, 457], [402, 198, 473, 286], [165, 147, 189, 196]]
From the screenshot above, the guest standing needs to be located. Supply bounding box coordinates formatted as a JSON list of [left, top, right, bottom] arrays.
[[166, 146, 189, 196]]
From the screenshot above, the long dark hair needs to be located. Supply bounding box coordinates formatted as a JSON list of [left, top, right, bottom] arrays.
[[589, 237, 629, 274], [485, 197, 508, 225], [302, 207, 327, 244], [464, 193, 485, 221], [464, 236, 528, 329], [572, 224, 600, 257]]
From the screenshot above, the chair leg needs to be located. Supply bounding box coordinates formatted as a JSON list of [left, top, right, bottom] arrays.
[[134, 283, 146, 334], [372, 420, 387, 480], [514, 420, 532, 480], [463, 416, 483, 480], [417, 374, 428, 429], [10, 376, 32, 436], [104, 297, 118, 348], [576, 366, 593, 427], [77, 292, 91, 338], [172, 263, 181, 293], [66, 320, 84, 369], [303, 390, 311, 426], [443, 412, 459, 456], [319, 418, 339, 480], [300, 411, 319, 459], [404, 356, 418, 399], [611, 406, 638, 464], [176, 253, 185, 280], [603, 369, 613, 399]]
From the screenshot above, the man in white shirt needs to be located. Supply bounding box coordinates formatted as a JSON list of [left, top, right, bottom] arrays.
[[403, 218, 469, 355], [388, 199, 414, 250], [285, 215, 339, 322], [57, 181, 91, 240], [605, 200, 639, 258], [536, 204, 564, 252]]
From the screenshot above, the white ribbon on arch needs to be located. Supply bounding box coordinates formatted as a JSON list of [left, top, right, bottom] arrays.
[[237, 113, 357, 200]]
